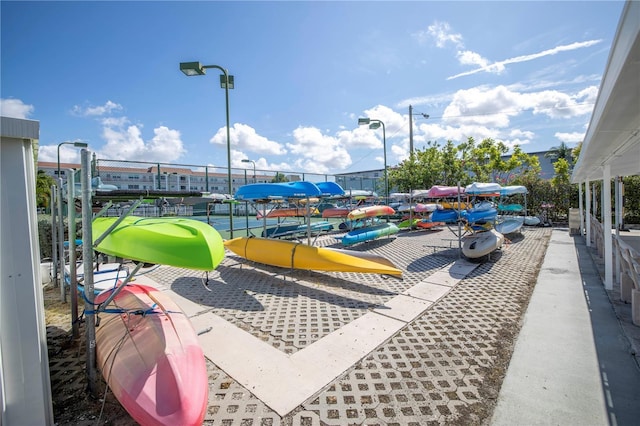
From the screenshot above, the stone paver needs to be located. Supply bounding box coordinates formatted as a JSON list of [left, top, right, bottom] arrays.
[[47, 225, 552, 425]]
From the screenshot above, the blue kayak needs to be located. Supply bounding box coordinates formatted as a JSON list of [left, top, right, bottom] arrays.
[[262, 221, 334, 238], [465, 207, 497, 224], [341, 223, 399, 246], [315, 181, 345, 197], [431, 209, 467, 223], [235, 181, 322, 201]]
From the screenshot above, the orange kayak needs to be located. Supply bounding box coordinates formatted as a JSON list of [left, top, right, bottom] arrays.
[[347, 205, 395, 220]]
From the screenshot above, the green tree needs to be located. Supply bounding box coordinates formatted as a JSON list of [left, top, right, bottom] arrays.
[[550, 158, 573, 218], [460, 137, 511, 183], [36, 170, 55, 210], [388, 152, 423, 192], [545, 141, 573, 166], [271, 172, 289, 183], [623, 175, 640, 223]]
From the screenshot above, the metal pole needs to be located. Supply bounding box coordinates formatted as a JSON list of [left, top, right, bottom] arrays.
[[80, 149, 98, 396], [57, 178, 66, 302], [409, 104, 413, 154], [51, 185, 58, 289], [222, 69, 234, 238], [67, 170, 79, 338], [381, 121, 388, 207], [245, 169, 249, 236]]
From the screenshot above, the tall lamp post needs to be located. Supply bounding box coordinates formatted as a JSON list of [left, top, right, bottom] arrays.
[[57, 141, 88, 181], [55, 141, 88, 296], [241, 159, 256, 236], [180, 61, 235, 238], [242, 159, 256, 183], [358, 118, 387, 206]]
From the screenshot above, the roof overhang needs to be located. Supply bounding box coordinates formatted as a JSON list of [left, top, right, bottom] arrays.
[[571, 0, 640, 183]]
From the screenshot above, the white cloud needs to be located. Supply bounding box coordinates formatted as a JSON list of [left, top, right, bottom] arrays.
[[554, 131, 584, 143], [443, 86, 523, 127], [72, 100, 123, 116], [417, 21, 464, 48], [442, 85, 595, 129], [37, 144, 85, 164], [211, 123, 286, 155], [456, 50, 492, 69], [448, 39, 602, 80], [0, 98, 34, 118], [285, 126, 352, 174], [98, 119, 185, 163]]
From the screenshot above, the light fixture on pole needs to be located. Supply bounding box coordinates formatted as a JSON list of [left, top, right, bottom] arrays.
[[180, 61, 235, 238], [358, 118, 388, 206], [57, 141, 88, 180], [241, 159, 256, 183]]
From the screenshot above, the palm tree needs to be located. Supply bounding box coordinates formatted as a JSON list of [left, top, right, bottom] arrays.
[[35, 170, 55, 210], [544, 142, 573, 165]]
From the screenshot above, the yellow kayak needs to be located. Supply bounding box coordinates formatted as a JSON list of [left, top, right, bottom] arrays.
[[439, 201, 471, 210], [224, 236, 402, 276]]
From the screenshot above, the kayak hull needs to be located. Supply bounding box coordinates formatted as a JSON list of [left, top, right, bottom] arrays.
[[495, 218, 524, 234], [347, 205, 395, 220], [224, 236, 401, 276], [92, 217, 224, 271], [95, 284, 207, 426], [462, 229, 504, 259], [235, 182, 322, 201], [341, 223, 400, 246]]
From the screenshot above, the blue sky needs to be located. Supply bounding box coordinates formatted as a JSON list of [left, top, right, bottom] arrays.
[[1, 1, 626, 176]]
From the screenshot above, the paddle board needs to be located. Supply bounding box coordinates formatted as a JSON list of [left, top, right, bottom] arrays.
[[65, 262, 130, 295], [495, 217, 524, 234], [462, 229, 504, 259]]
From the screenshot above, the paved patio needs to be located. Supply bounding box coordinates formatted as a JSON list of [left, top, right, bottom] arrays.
[[44, 225, 640, 424]]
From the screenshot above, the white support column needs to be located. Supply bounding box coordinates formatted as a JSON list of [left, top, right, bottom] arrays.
[[585, 181, 591, 247], [603, 165, 613, 290], [615, 177, 621, 285], [1, 118, 54, 425], [578, 182, 584, 235]]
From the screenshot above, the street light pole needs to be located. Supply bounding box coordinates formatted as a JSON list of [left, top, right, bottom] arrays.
[[180, 61, 235, 238], [57, 141, 89, 182], [55, 141, 87, 296], [358, 118, 388, 206], [241, 159, 256, 236], [242, 159, 256, 183]]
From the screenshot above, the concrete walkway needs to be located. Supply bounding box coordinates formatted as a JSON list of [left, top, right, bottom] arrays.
[[491, 229, 640, 425]]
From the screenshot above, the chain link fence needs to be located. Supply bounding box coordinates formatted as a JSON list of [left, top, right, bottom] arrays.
[[94, 158, 382, 198]]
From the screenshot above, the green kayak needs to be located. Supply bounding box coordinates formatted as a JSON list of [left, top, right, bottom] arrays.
[[92, 216, 224, 271]]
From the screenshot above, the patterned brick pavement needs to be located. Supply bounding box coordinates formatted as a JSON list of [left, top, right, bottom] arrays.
[[46, 225, 551, 425]]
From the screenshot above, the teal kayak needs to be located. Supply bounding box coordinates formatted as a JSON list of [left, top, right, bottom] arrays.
[[341, 223, 399, 246], [92, 217, 225, 271]]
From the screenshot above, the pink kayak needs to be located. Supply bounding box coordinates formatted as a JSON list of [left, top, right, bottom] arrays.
[[426, 185, 465, 198], [95, 284, 207, 426], [347, 205, 395, 220]]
